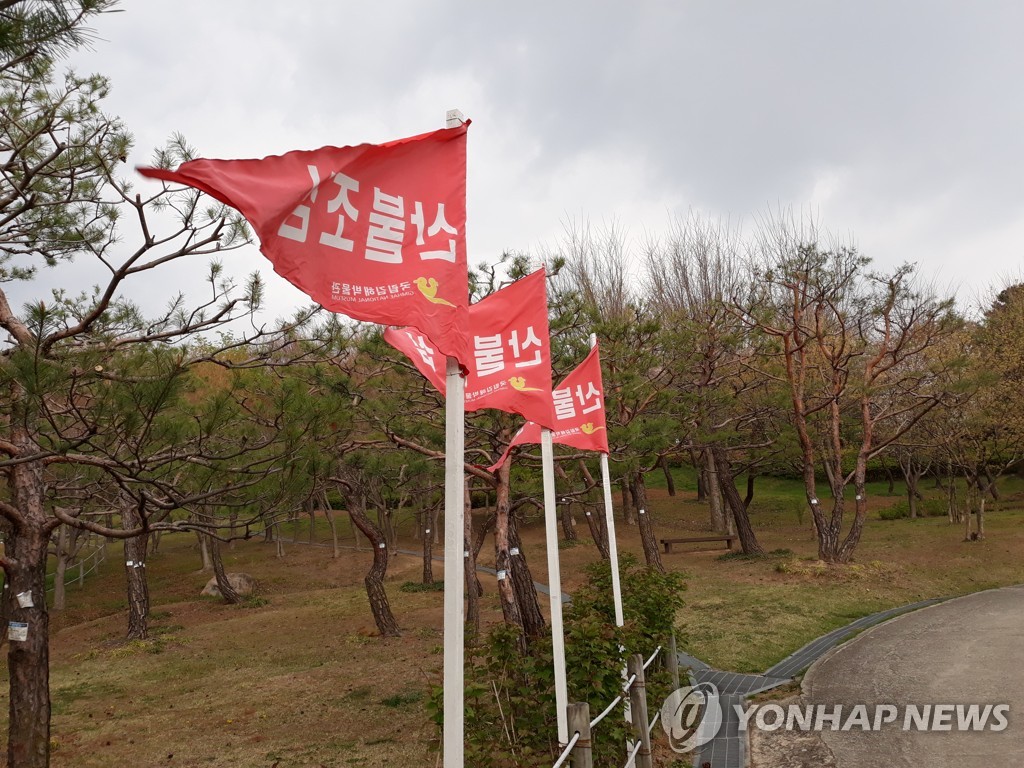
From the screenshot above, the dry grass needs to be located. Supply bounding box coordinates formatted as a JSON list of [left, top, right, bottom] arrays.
[[2, 473, 1022, 766]]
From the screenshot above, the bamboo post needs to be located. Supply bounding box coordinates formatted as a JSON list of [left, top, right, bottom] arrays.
[[627, 654, 653, 768], [567, 701, 593, 768], [667, 632, 680, 691]]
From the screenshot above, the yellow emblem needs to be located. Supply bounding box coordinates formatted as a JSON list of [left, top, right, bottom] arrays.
[[580, 423, 604, 435], [414, 277, 456, 307], [509, 376, 542, 392]]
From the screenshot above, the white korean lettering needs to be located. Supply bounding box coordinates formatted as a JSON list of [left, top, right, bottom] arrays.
[[474, 334, 505, 377], [365, 188, 406, 263], [576, 381, 602, 414], [553, 387, 576, 420], [318, 172, 360, 251], [410, 333, 436, 371], [509, 326, 543, 368]]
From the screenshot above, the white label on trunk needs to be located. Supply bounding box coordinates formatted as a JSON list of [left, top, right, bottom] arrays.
[[810, 498, 819, 505], [8, 622, 28, 642], [856, 495, 862, 501], [378, 542, 386, 549], [639, 509, 646, 514], [585, 511, 591, 516], [16, 591, 33, 608], [464, 550, 469, 558], [510, 547, 520, 556], [126, 560, 134, 567], [425, 529, 430, 534], [497, 569, 507, 580]]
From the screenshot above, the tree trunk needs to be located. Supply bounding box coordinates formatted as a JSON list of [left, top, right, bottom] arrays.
[[661, 455, 676, 497], [620, 477, 636, 525], [463, 481, 480, 643], [711, 447, 765, 556], [744, 474, 756, 510], [197, 530, 213, 571], [423, 504, 436, 585], [629, 473, 664, 573], [705, 450, 729, 534], [347, 495, 401, 637], [5, 439, 53, 768], [582, 502, 610, 560], [322, 495, 340, 559], [560, 499, 578, 542], [691, 449, 707, 502], [508, 511, 545, 640], [209, 534, 241, 605], [122, 502, 152, 638], [493, 463, 524, 638], [51, 527, 69, 612]]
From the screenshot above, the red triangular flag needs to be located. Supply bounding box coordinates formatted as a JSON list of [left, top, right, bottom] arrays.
[[139, 124, 471, 366], [385, 268, 556, 428], [487, 342, 609, 471]]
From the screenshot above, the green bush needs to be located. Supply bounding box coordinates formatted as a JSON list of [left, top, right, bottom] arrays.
[[428, 555, 685, 767], [878, 498, 947, 520]]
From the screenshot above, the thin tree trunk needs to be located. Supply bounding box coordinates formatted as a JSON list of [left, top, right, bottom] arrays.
[[560, 499, 578, 542], [423, 504, 435, 585], [322, 494, 340, 559], [582, 502, 610, 560], [620, 477, 636, 525], [660, 455, 676, 497], [463, 480, 480, 643], [347, 493, 401, 637], [711, 446, 765, 556], [493, 462, 524, 638], [6, 434, 53, 768], [629, 473, 664, 573], [209, 534, 241, 604], [508, 511, 545, 639], [705, 450, 728, 534], [51, 527, 68, 612], [196, 530, 213, 571], [744, 474, 756, 510], [123, 501, 152, 638]]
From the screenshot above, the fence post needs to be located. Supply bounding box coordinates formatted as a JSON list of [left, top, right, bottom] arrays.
[[667, 632, 680, 691], [627, 654, 653, 768], [567, 701, 592, 768]]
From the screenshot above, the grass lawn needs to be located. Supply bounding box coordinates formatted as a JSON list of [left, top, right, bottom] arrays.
[[1, 470, 1022, 766]]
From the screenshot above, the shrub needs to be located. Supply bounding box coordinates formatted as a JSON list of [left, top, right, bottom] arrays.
[[878, 498, 947, 520], [428, 555, 686, 767]]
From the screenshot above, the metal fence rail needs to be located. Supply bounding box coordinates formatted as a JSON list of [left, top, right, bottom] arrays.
[[552, 636, 678, 768]]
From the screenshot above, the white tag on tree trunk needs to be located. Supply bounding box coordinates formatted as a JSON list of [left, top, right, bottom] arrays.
[[16, 591, 33, 608], [8, 622, 28, 642], [810, 498, 819, 505], [639, 509, 646, 515], [496, 569, 507, 580], [510, 547, 520, 556], [377, 542, 386, 549], [856, 495, 862, 501], [585, 511, 591, 516], [425, 529, 430, 535]]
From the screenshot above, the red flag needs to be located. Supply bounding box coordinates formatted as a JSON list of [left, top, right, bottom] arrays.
[[138, 124, 471, 366], [384, 268, 556, 428], [487, 342, 609, 471]]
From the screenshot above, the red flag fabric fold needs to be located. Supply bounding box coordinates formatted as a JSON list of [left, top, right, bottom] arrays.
[[138, 124, 471, 366], [384, 268, 556, 428], [486, 342, 610, 472]]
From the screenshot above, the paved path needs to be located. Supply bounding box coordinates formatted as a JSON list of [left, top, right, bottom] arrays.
[[801, 585, 1024, 768], [689, 598, 945, 768]]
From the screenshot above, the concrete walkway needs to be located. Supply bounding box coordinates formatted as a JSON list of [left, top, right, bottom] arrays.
[[796, 585, 1024, 768]]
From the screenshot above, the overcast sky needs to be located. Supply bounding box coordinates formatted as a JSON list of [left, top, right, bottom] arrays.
[[36, 0, 1024, 322]]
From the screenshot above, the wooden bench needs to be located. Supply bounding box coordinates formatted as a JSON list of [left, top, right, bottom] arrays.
[[660, 535, 738, 553]]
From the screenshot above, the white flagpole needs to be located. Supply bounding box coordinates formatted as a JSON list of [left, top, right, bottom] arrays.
[[541, 427, 569, 745], [591, 333, 624, 627], [442, 110, 466, 768]]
